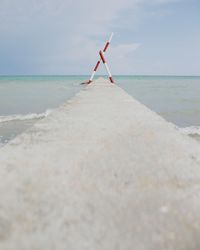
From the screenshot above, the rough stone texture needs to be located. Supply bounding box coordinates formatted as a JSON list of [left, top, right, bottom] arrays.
[[0, 77, 200, 250]]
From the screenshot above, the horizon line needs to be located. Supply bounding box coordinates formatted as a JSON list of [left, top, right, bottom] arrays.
[[0, 74, 200, 77]]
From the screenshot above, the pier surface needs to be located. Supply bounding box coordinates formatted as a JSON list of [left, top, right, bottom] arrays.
[[0, 78, 200, 250]]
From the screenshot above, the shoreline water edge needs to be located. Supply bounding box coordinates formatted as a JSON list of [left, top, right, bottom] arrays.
[[0, 75, 200, 146]]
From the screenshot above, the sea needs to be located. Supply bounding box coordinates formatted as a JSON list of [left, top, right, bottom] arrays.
[[0, 75, 200, 147]]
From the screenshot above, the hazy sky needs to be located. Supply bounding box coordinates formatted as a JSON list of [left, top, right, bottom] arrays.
[[0, 0, 199, 75]]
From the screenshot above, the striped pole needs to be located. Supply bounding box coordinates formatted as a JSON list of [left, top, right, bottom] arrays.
[[87, 32, 114, 84], [99, 50, 114, 83], [103, 32, 114, 52]]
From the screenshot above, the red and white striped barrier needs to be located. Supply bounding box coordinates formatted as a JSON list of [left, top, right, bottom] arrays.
[[84, 33, 114, 84], [99, 50, 114, 83]]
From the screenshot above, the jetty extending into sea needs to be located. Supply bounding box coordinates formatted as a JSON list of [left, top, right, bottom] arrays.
[[0, 78, 200, 250]]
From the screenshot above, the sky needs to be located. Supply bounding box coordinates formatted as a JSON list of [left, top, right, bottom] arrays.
[[0, 0, 199, 75]]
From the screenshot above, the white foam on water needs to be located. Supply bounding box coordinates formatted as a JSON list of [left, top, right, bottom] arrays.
[[178, 126, 200, 136], [0, 109, 53, 123]]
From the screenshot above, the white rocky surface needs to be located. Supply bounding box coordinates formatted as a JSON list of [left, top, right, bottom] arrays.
[[0, 78, 200, 250]]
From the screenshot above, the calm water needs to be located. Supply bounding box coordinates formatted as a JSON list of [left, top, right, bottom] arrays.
[[0, 75, 200, 146], [117, 76, 200, 127]]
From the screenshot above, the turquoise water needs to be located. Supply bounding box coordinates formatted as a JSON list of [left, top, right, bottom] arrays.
[[0, 76, 84, 144], [0, 75, 200, 145], [117, 76, 200, 127], [0, 76, 84, 115]]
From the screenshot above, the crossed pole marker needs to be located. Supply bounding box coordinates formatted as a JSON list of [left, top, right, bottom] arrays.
[[83, 33, 115, 84], [99, 50, 114, 83]]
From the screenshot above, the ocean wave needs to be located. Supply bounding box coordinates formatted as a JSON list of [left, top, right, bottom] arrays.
[[0, 109, 52, 123], [179, 126, 200, 136]]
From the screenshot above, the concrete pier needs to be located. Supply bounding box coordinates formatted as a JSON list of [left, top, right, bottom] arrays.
[[0, 78, 200, 250]]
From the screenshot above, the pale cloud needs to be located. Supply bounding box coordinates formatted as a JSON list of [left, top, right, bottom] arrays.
[[104, 43, 141, 74], [0, 0, 187, 74]]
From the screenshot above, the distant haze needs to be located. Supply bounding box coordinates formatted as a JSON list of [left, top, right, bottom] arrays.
[[0, 0, 199, 75]]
